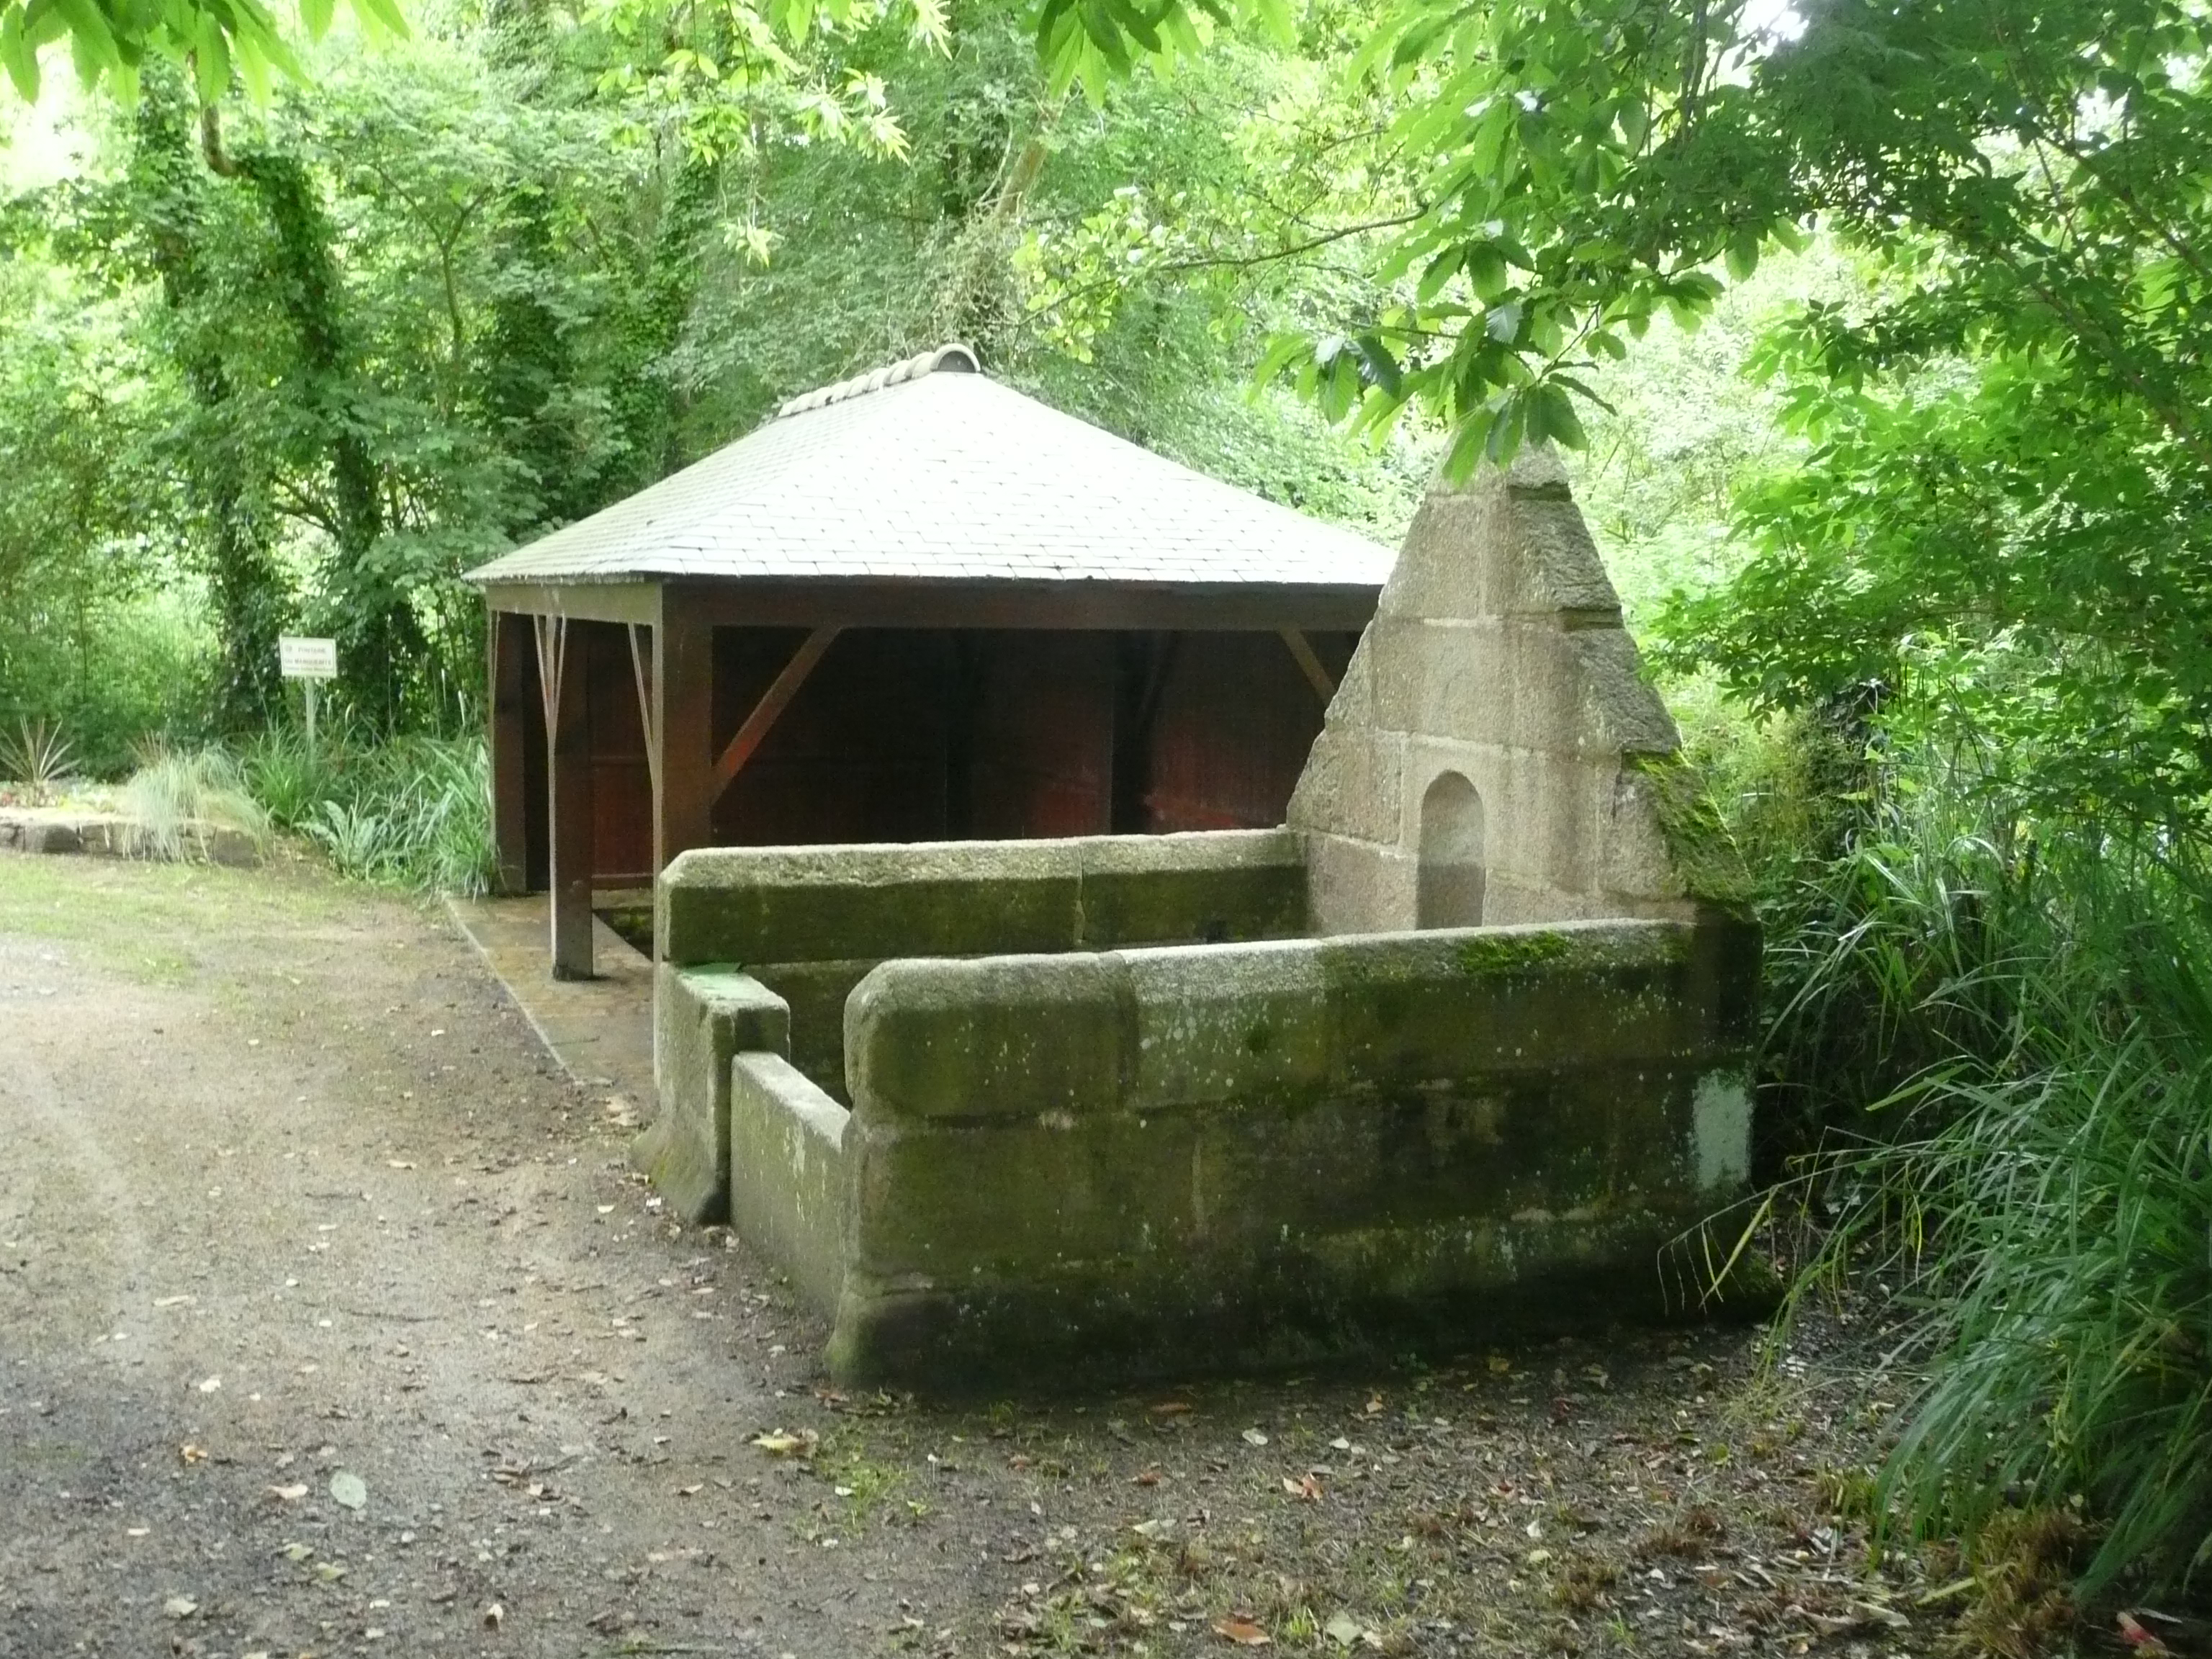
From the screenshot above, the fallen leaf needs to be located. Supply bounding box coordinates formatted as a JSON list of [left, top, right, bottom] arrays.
[[330, 1470, 367, 1510], [1130, 1519, 1176, 1542], [1323, 1611, 1364, 1648], [153, 1295, 194, 1308], [179, 1443, 207, 1465], [1241, 1428, 1269, 1447], [267, 1483, 309, 1502], [1149, 1401, 1192, 1416], [1283, 1474, 1322, 1502], [1132, 1469, 1161, 1486], [2118, 1613, 2172, 1655], [163, 1596, 198, 1619], [483, 1601, 505, 1629], [1363, 1396, 1385, 1416], [675, 1483, 703, 1496], [278, 1542, 315, 1563], [750, 1430, 818, 1459], [1213, 1616, 1271, 1646]]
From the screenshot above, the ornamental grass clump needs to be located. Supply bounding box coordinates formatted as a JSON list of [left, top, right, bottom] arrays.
[[121, 745, 271, 862], [1774, 775, 2212, 1597]]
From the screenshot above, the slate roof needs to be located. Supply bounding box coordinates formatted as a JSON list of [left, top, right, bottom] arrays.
[[465, 345, 1395, 590]]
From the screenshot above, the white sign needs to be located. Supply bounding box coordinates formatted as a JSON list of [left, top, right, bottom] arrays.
[[279, 636, 339, 680]]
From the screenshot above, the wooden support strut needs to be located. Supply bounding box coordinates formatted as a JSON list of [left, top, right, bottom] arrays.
[[626, 622, 659, 801], [1279, 627, 1338, 704], [713, 626, 840, 795]]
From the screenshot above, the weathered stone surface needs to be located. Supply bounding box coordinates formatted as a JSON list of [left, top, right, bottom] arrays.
[[660, 830, 1305, 969], [0, 808, 265, 866], [820, 915, 1761, 1388], [1288, 450, 1738, 932], [631, 966, 790, 1225], [727, 1053, 850, 1315]]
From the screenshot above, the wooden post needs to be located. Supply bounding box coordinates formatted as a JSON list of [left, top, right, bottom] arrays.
[[652, 587, 714, 904], [536, 615, 596, 980], [487, 610, 530, 894]]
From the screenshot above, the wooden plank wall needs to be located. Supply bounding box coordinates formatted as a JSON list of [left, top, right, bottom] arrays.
[[531, 624, 1353, 881]]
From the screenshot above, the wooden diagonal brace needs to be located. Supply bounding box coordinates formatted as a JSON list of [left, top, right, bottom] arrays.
[[714, 626, 840, 796], [626, 622, 659, 800], [1279, 628, 1337, 704], [532, 614, 568, 733]]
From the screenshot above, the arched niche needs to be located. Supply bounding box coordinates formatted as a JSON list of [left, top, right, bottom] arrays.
[[1416, 770, 1485, 927]]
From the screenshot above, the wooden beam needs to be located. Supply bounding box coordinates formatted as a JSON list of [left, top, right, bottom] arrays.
[[652, 596, 714, 891], [677, 577, 1380, 634], [481, 580, 659, 626], [487, 610, 530, 895], [535, 616, 595, 981], [1279, 628, 1338, 705], [713, 626, 840, 794], [626, 623, 659, 801]]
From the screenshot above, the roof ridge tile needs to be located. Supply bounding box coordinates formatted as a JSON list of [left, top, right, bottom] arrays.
[[776, 342, 980, 419]]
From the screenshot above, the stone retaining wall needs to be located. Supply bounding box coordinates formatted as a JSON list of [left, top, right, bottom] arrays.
[[656, 829, 1308, 1098], [0, 807, 261, 866], [656, 912, 1759, 1389]]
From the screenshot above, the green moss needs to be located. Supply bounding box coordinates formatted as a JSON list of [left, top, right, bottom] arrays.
[[1624, 751, 1756, 910], [1455, 930, 1574, 977]]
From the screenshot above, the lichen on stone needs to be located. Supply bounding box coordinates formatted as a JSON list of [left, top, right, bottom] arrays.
[[1623, 752, 1755, 912]]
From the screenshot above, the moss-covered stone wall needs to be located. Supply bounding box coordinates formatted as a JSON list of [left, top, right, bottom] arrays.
[[820, 914, 1760, 1388]]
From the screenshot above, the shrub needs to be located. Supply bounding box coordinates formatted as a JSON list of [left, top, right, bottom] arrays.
[[242, 727, 496, 896], [1773, 767, 2212, 1596], [0, 717, 79, 805], [121, 746, 272, 861]]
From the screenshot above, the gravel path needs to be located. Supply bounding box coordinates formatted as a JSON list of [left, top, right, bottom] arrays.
[[0, 854, 1938, 1659]]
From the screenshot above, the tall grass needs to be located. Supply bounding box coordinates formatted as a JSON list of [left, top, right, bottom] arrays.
[[121, 746, 271, 861], [238, 726, 496, 895], [1758, 761, 2212, 1595]]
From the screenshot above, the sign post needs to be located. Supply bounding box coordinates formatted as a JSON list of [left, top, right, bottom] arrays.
[[278, 636, 339, 757]]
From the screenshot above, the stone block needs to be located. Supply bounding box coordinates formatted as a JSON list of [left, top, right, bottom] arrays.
[[1118, 942, 1333, 1107], [1287, 727, 1406, 849], [845, 953, 1130, 1123], [727, 1052, 850, 1316], [662, 842, 1084, 967], [1073, 830, 1305, 945], [631, 966, 789, 1224], [23, 819, 81, 855], [1300, 832, 1416, 937], [1569, 629, 1681, 757]]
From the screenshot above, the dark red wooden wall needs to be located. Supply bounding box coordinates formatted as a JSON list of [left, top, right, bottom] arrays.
[[524, 623, 1358, 883]]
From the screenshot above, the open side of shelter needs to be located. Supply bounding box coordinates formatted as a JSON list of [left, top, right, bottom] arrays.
[[468, 345, 1393, 979]]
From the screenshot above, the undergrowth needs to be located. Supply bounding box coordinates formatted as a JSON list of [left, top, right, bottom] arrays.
[[118, 724, 495, 894], [239, 725, 495, 895], [1716, 734, 2212, 1604]]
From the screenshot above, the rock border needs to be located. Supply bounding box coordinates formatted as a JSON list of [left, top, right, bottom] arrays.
[[0, 806, 262, 867]]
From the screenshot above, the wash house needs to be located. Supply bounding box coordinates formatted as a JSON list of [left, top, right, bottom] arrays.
[[466, 345, 1395, 976]]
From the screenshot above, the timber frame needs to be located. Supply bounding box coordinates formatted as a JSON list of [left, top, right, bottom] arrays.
[[484, 577, 1375, 979]]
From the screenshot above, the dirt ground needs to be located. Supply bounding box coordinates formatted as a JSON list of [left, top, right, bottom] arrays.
[[1, 853, 1956, 1659]]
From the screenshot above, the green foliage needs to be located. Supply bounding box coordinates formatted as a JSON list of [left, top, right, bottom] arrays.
[[241, 724, 495, 893], [1776, 781, 2212, 1595], [0, 715, 77, 801], [0, 0, 404, 108], [121, 743, 270, 858]]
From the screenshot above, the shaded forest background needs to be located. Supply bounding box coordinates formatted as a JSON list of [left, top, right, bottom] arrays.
[[5, 0, 2212, 1632]]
